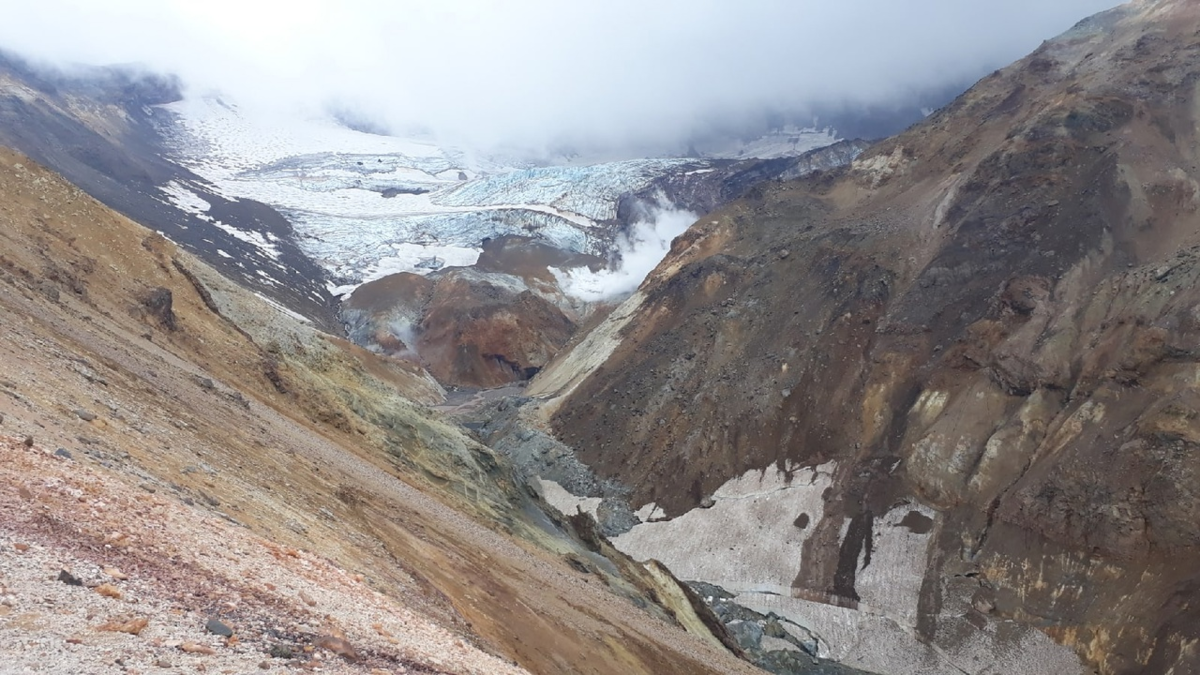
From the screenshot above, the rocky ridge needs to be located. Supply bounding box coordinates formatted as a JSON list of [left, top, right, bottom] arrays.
[[527, 1, 1200, 673], [0, 51, 341, 330]]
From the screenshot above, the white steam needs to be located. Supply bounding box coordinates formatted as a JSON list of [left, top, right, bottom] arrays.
[[385, 318, 421, 359], [552, 206, 697, 302]]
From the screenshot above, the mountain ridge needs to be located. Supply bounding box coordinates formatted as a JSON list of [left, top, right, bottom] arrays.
[[528, 1, 1200, 672], [7, 2, 1197, 673], [0, 50, 343, 331]]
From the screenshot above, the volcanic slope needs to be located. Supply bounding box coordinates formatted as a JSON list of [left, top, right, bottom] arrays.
[[0, 147, 762, 675], [0, 52, 340, 330], [533, 1, 1200, 673]]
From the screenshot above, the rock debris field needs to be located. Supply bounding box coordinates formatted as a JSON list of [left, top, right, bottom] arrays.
[[0, 435, 526, 675]]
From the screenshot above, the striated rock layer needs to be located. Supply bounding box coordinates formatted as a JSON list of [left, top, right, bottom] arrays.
[[534, 1, 1200, 673]]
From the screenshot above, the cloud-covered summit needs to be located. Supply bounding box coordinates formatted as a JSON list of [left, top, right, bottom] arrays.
[[0, 0, 1120, 151]]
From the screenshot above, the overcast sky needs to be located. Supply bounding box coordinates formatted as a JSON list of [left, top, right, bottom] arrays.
[[0, 0, 1121, 150]]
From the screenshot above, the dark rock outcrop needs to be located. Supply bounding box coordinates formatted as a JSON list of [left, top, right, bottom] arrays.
[[686, 581, 876, 675], [616, 139, 870, 226], [140, 286, 176, 330]]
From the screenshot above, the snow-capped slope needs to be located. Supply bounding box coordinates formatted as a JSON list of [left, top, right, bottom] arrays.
[[0, 58, 343, 330], [697, 125, 841, 160], [163, 97, 463, 173], [158, 98, 709, 294]]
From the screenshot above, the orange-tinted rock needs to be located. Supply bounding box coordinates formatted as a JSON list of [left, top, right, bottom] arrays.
[[345, 244, 583, 388]]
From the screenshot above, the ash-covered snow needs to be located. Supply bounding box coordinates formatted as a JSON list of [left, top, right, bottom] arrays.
[[157, 179, 283, 261], [160, 179, 211, 214], [211, 220, 282, 260]]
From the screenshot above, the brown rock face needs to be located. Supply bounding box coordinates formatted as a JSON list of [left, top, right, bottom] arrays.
[[418, 271, 577, 387], [541, 2, 1200, 672], [344, 236, 597, 388]]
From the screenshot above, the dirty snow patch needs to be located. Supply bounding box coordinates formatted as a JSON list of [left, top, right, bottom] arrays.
[[160, 180, 212, 216], [537, 479, 603, 520], [253, 292, 311, 324], [211, 221, 282, 260], [612, 462, 835, 592]]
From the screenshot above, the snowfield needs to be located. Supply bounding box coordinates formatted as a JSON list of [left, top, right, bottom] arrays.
[[432, 159, 694, 223], [695, 124, 840, 159], [157, 97, 841, 295]]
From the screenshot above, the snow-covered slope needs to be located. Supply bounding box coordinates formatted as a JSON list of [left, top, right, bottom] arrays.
[[696, 125, 841, 159], [157, 98, 715, 295]]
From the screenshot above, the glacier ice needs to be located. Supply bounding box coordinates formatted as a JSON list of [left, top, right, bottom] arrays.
[[156, 96, 841, 296]]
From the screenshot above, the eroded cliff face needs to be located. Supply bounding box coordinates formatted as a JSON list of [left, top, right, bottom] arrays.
[[535, 2, 1200, 672]]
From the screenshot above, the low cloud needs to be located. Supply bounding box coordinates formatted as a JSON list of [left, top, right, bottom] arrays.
[[0, 0, 1120, 152]]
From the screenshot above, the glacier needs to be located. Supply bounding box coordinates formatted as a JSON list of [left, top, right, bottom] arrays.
[[156, 96, 846, 296]]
